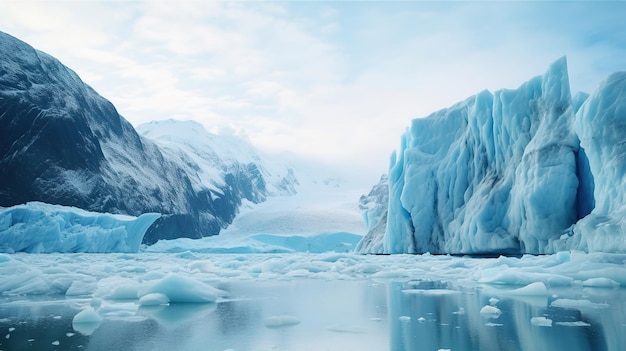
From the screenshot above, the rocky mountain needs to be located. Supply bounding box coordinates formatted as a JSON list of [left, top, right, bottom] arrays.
[[0, 31, 296, 244]]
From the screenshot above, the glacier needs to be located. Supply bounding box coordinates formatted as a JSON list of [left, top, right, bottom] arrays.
[[0, 202, 159, 253], [358, 57, 626, 255]]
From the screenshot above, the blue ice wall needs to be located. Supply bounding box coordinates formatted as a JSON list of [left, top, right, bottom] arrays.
[[373, 57, 626, 254], [0, 202, 160, 253]]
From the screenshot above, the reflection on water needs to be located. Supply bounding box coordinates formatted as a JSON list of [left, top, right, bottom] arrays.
[[389, 281, 626, 351], [0, 279, 624, 350]]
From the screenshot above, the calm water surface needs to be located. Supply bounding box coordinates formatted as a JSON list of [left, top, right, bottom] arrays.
[[1, 279, 624, 351]]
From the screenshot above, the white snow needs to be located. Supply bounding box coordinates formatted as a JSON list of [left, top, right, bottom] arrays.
[[137, 119, 297, 196], [0, 202, 160, 253], [147, 179, 366, 254]]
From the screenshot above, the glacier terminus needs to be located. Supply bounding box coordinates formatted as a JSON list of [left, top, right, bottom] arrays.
[[358, 57, 626, 255]]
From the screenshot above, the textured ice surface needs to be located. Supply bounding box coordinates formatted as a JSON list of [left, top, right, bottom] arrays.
[[361, 57, 626, 254], [0, 202, 159, 253]]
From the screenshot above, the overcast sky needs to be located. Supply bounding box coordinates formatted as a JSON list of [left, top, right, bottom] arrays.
[[1, 1, 626, 187]]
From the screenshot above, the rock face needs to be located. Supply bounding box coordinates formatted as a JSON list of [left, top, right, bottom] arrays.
[[0, 31, 296, 244], [357, 57, 626, 254]]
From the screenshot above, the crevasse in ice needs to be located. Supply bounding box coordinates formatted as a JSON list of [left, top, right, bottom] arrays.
[[360, 57, 626, 254]]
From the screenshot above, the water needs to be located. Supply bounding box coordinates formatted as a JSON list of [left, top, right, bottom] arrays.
[[1, 278, 624, 351]]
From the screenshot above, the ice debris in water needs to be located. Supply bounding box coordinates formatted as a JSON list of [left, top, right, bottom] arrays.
[[72, 307, 102, 324], [531, 316, 553, 327], [264, 315, 300, 328], [138, 274, 223, 304], [479, 305, 502, 318]]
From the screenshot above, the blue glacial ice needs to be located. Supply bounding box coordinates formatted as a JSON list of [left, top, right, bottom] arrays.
[[361, 57, 626, 254], [0, 202, 160, 253]]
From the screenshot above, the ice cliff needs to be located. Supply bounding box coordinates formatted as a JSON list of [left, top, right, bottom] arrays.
[[358, 57, 626, 254], [0, 202, 159, 253]]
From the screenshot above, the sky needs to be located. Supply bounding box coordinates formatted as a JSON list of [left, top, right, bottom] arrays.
[[1, 1, 626, 188]]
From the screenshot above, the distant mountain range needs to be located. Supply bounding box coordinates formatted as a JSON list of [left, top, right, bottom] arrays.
[[0, 31, 297, 244]]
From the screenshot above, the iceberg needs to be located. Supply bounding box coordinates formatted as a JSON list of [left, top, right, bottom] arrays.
[[0, 202, 160, 253], [359, 57, 626, 254]]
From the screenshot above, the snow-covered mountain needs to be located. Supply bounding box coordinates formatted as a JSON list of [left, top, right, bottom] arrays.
[[0, 31, 296, 245], [357, 57, 626, 255]]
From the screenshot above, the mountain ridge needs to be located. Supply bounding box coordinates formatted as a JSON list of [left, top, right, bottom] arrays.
[[0, 31, 296, 244]]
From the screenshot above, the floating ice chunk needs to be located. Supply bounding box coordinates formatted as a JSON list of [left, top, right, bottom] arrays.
[[138, 274, 221, 303], [72, 307, 102, 336], [398, 316, 411, 321], [65, 278, 97, 296], [417, 317, 426, 323], [264, 315, 300, 328], [582, 277, 620, 288], [550, 299, 610, 309], [72, 307, 102, 324], [139, 293, 170, 306], [326, 325, 367, 334], [453, 307, 465, 315], [480, 305, 502, 318], [52, 340, 60, 346], [402, 289, 460, 295], [489, 298, 499, 305], [507, 282, 548, 296], [531, 316, 553, 327], [555, 321, 591, 327]]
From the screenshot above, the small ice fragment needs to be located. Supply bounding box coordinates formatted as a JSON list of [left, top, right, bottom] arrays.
[[264, 315, 300, 328], [582, 278, 620, 288], [369, 317, 382, 322], [438, 349, 451, 351], [53, 315, 62, 319], [489, 297, 499, 305], [485, 322, 503, 327], [509, 282, 548, 296], [327, 325, 367, 334], [66, 332, 75, 337], [72, 307, 102, 324], [452, 307, 465, 315], [138, 293, 170, 306], [6, 333, 10, 339], [531, 316, 552, 327], [480, 305, 502, 318], [551, 299, 609, 309], [52, 340, 60, 345], [555, 321, 591, 327], [417, 317, 426, 323], [398, 316, 411, 321], [8, 327, 15, 332]]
